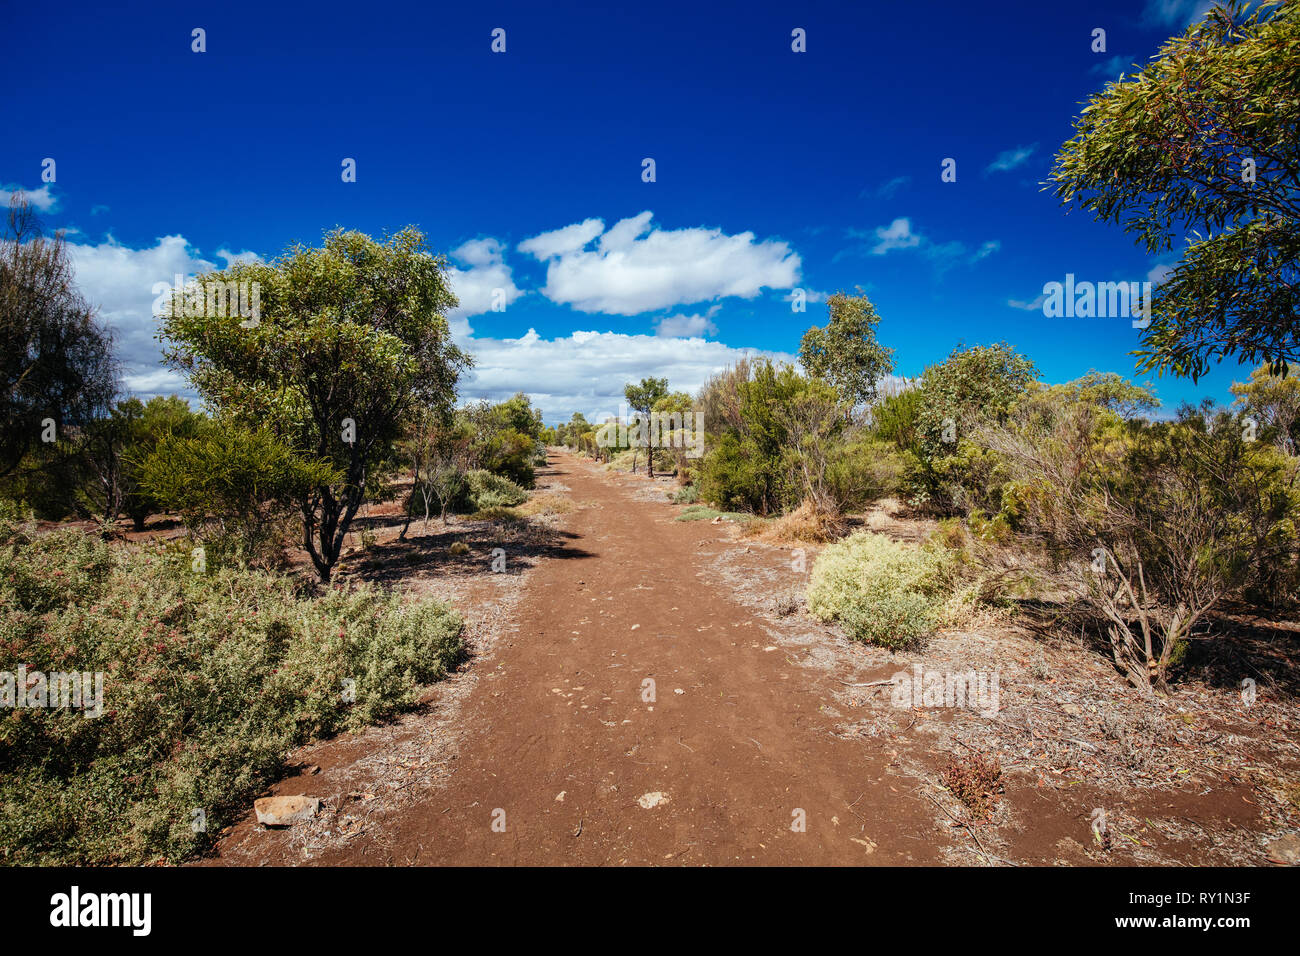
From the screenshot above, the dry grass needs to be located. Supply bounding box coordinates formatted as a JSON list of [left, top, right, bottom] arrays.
[[467, 491, 576, 523], [744, 501, 844, 544], [514, 492, 576, 517], [467, 506, 525, 522]]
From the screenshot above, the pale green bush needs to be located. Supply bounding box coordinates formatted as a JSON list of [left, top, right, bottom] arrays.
[[465, 469, 527, 510], [806, 531, 959, 648], [0, 509, 463, 865]]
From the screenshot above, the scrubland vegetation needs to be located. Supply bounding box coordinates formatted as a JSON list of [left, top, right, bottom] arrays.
[[556, 1, 1300, 705], [1, 0, 1296, 865], [0, 204, 544, 864], [0, 501, 463, 864], [564, 341, 1300, 695]]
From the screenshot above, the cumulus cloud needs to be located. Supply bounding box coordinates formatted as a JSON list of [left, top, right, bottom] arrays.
[[518, 211, 801, 315], [985, 144, 1038, 175], [63, 221, 791, 421], [462, 327, 795, 422], [0, 183, 57, 213], [65, 235, 228, 399], [217, 248, 263, 268], [654, 304, 720, 338], [870, 217, 922, 255], [517, 218, 604, 260], [444, 237, 524, 337]]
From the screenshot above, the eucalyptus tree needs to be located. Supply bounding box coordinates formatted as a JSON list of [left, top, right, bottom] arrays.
[[1051, 1, 1300, 380], [162, 227, 469, 582]]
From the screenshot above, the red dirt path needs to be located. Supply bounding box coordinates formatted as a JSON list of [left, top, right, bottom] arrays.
[[208, 450, 949, 865]]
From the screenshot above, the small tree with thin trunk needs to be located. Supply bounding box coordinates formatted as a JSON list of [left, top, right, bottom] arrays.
[[624, 377, 669, 476], [400, 408, 473, 537], [162, 227, 469, 583]]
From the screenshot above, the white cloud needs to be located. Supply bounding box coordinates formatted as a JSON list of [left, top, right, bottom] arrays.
[[0, 184, 57, 213], [63, 225, 790, 422], [870, 217, 922, 255], [971, 240, 1001, 263], [1143, 0, 1215, 27], [518, 211, 801, 315], [66, 235, 224, 400], [654, 304, 720, 338], [461, 327, 795, 422], [444, 237, 524, 337], [217, 248, 263, 268], [517, 218, 604, 260], [783, 287, 829, 306], [985, 144, 1038, 175]]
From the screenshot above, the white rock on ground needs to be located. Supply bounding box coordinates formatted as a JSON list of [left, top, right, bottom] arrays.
[[254, 795, 320, 827]]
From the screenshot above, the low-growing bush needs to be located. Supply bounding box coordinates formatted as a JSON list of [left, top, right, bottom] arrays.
[[465, 469, 527, 510], [806, 531, 961, 648], [941, 751, 1004, 820], [672, 484, 700, 505], [0, 509, 464, 865], [139, 422, 337, 568]]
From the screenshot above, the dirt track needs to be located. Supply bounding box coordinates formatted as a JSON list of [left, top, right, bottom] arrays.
[[205, 449, 1284, 867], [209, 450, 950, 865]]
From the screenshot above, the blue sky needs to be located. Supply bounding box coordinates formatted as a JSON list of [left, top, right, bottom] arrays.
[[1, 0, 1244, 423]]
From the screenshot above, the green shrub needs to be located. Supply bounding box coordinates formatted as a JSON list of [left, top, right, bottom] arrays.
[[458, 394, 544, 488], [465, 469, 527, 510], [806, 531, 955, 648], [696, 432, 789, 514], [0, 512, 464, 865], [139, 422, 337, 567], [604, 447, 675, 474], [407, 466, 470, 523], [672, 484, 700, 505], [825, 438, 905, 511]]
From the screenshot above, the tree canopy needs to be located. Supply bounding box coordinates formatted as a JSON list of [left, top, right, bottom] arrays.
[[798, 291, 896, 407], [0, 194, 117, 480], [1050, 1, 1300, 380], [161, 226, 469, 581]]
